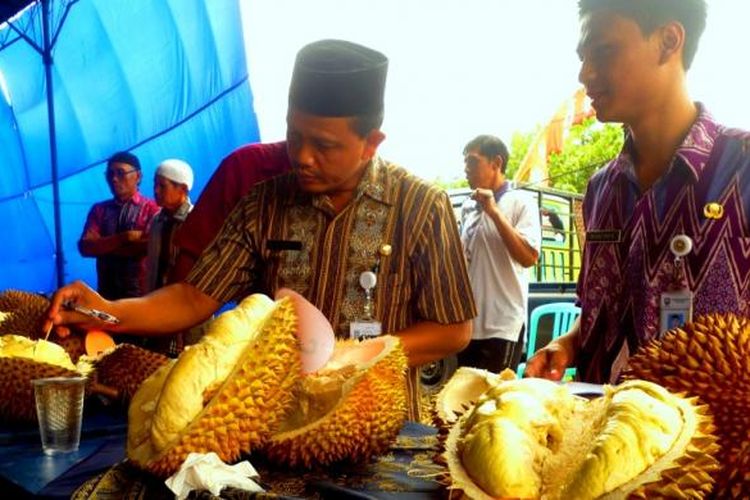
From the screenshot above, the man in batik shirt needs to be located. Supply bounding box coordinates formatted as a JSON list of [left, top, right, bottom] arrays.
[[527, 0, 750, 383], [47, 40, 476, 421], [79, 151, 159, 300]]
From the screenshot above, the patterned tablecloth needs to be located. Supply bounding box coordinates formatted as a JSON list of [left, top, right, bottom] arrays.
[[73, 422, 444, 499]]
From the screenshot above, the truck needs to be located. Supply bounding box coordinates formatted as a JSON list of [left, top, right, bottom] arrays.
[[419, 185, 583, 395]]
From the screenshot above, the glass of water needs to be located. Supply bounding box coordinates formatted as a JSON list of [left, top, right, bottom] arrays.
[[32, 377, 86, 455]]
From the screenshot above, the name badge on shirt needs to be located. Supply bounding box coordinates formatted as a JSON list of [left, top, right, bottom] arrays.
[[659, 289, 693, 338], [586, 229, 622, 243], [267, 239, 303, 251], [349, 321, 382, 340]]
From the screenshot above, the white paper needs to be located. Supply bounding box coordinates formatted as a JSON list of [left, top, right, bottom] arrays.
[[164, 452, 264, 499]]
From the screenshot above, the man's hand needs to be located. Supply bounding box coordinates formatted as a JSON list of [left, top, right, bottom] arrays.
[[121, 230, 144, 243], [43, 280, 113, 336], [524, 334, 576, 381], [471, 188, 499, 214]]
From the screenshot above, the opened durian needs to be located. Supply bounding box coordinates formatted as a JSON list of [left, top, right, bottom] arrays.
[[0, 289, 87, 361], [127, 293, 304, 477], [438, 371, 720, 499], [263, 334, 409, 468], [623, 312, 750, 498], [0, 334, 90, 422]]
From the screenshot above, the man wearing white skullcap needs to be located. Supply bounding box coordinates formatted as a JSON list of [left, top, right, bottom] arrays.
[[146, 159, 195, 294]]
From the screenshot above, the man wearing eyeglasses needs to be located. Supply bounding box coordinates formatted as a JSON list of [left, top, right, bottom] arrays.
[[78, 151, 160, 300]]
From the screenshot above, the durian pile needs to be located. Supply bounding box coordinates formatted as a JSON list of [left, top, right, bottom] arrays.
[[0, 289, 170, 422], [624, 312, 750, 499], [126, 290, 409, 477], [435, 368, 721, 499]]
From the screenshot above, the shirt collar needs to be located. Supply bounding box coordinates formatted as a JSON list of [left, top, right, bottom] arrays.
[[494, 180, 512, 202], [355, 156, 392, 205], [115, 190, 144, 206], [172, 199, 193, 221], [614, 103, 722, 184]]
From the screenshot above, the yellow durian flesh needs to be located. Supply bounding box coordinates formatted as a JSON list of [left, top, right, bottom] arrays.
[[127, 360, 176, 463], [461, 416, 541, 498], [457, 378, 578, 499], [562, 381, 683, 498], [442, 377, 719, 500], [0, 334, 77, 371], [149, 294, 276, 452]]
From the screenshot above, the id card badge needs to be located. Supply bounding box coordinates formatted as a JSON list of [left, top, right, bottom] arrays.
[[659, 289, 693, 338], [349, 320, 382, 340]]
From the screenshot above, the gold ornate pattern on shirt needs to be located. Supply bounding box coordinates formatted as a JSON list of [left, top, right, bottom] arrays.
[[339, 196, 390, 334], [277, 205, 316, 296]]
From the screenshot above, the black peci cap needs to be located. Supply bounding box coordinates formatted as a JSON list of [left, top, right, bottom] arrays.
[[288, 39, 388, 117], [107, 151, 141, 171]]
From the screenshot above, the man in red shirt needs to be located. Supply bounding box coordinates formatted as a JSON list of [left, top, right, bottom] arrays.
[[169, 142, 290, 283], [79, 151, 159, 299]]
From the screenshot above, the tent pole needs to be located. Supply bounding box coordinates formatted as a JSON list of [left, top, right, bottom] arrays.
[[42, 0, 65, 288]]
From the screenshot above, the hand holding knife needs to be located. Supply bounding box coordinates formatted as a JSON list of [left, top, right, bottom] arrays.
[[62, 301, 121, 325]]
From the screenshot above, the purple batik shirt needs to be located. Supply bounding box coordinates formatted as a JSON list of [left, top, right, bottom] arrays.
[[577, 105, 750, 383], [81, 191, 160, 300]]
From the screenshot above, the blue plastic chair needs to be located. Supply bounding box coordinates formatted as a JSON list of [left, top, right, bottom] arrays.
[[517, 302, 581, 379]]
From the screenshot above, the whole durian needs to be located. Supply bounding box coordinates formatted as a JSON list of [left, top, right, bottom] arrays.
[[0, 289, 49, 337], [437, 371, 720, 499], [87, 343, 169, 403], [623, 312, 750, 498]]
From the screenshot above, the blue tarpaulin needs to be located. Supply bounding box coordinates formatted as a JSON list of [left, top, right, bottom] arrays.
[[0, 0, 259, 292]]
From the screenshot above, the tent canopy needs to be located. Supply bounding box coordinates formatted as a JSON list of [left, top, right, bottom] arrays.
[[0, 0, 260, 292]]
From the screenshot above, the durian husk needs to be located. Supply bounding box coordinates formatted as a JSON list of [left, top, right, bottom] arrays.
[[126, 296, 301, 477], [264, 335, 408, 468], [623, 312, 750, 495], [87, 343, 169, 403], [433, 366, 515, 428], [715, 440, 750, 499], [438, 374, 720, 499], [0, 289, 49, 337], [0, 334, 89, 422]]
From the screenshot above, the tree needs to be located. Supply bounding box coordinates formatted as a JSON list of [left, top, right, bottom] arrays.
[[545, 118, 624, 193]]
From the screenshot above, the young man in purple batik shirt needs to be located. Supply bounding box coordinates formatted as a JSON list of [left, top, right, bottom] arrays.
[[527, 0, 750, 384]]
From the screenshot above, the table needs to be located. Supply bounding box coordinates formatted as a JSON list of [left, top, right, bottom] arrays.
[[0, 398, 127, 498], [1, 406, 442, 499]]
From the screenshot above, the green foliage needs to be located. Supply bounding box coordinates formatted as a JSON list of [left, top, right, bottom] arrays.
[[546, 118, 624, 193], [433, 176, 468, 190]]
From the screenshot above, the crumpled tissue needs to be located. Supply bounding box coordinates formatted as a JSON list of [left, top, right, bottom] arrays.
[[165, 452, 265, 499]]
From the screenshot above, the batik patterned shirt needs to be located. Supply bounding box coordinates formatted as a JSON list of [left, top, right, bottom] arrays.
[[186, 157, 477, 420], [80, 191, 159, 300], [577, 106, 750, 383]]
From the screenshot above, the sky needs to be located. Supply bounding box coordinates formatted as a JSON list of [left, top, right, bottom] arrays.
[[241, 0, 750, 183]]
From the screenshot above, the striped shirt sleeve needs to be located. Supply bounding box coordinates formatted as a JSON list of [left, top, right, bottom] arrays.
[[413, 189, 477, 324], [184, 192, 259, 304]]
